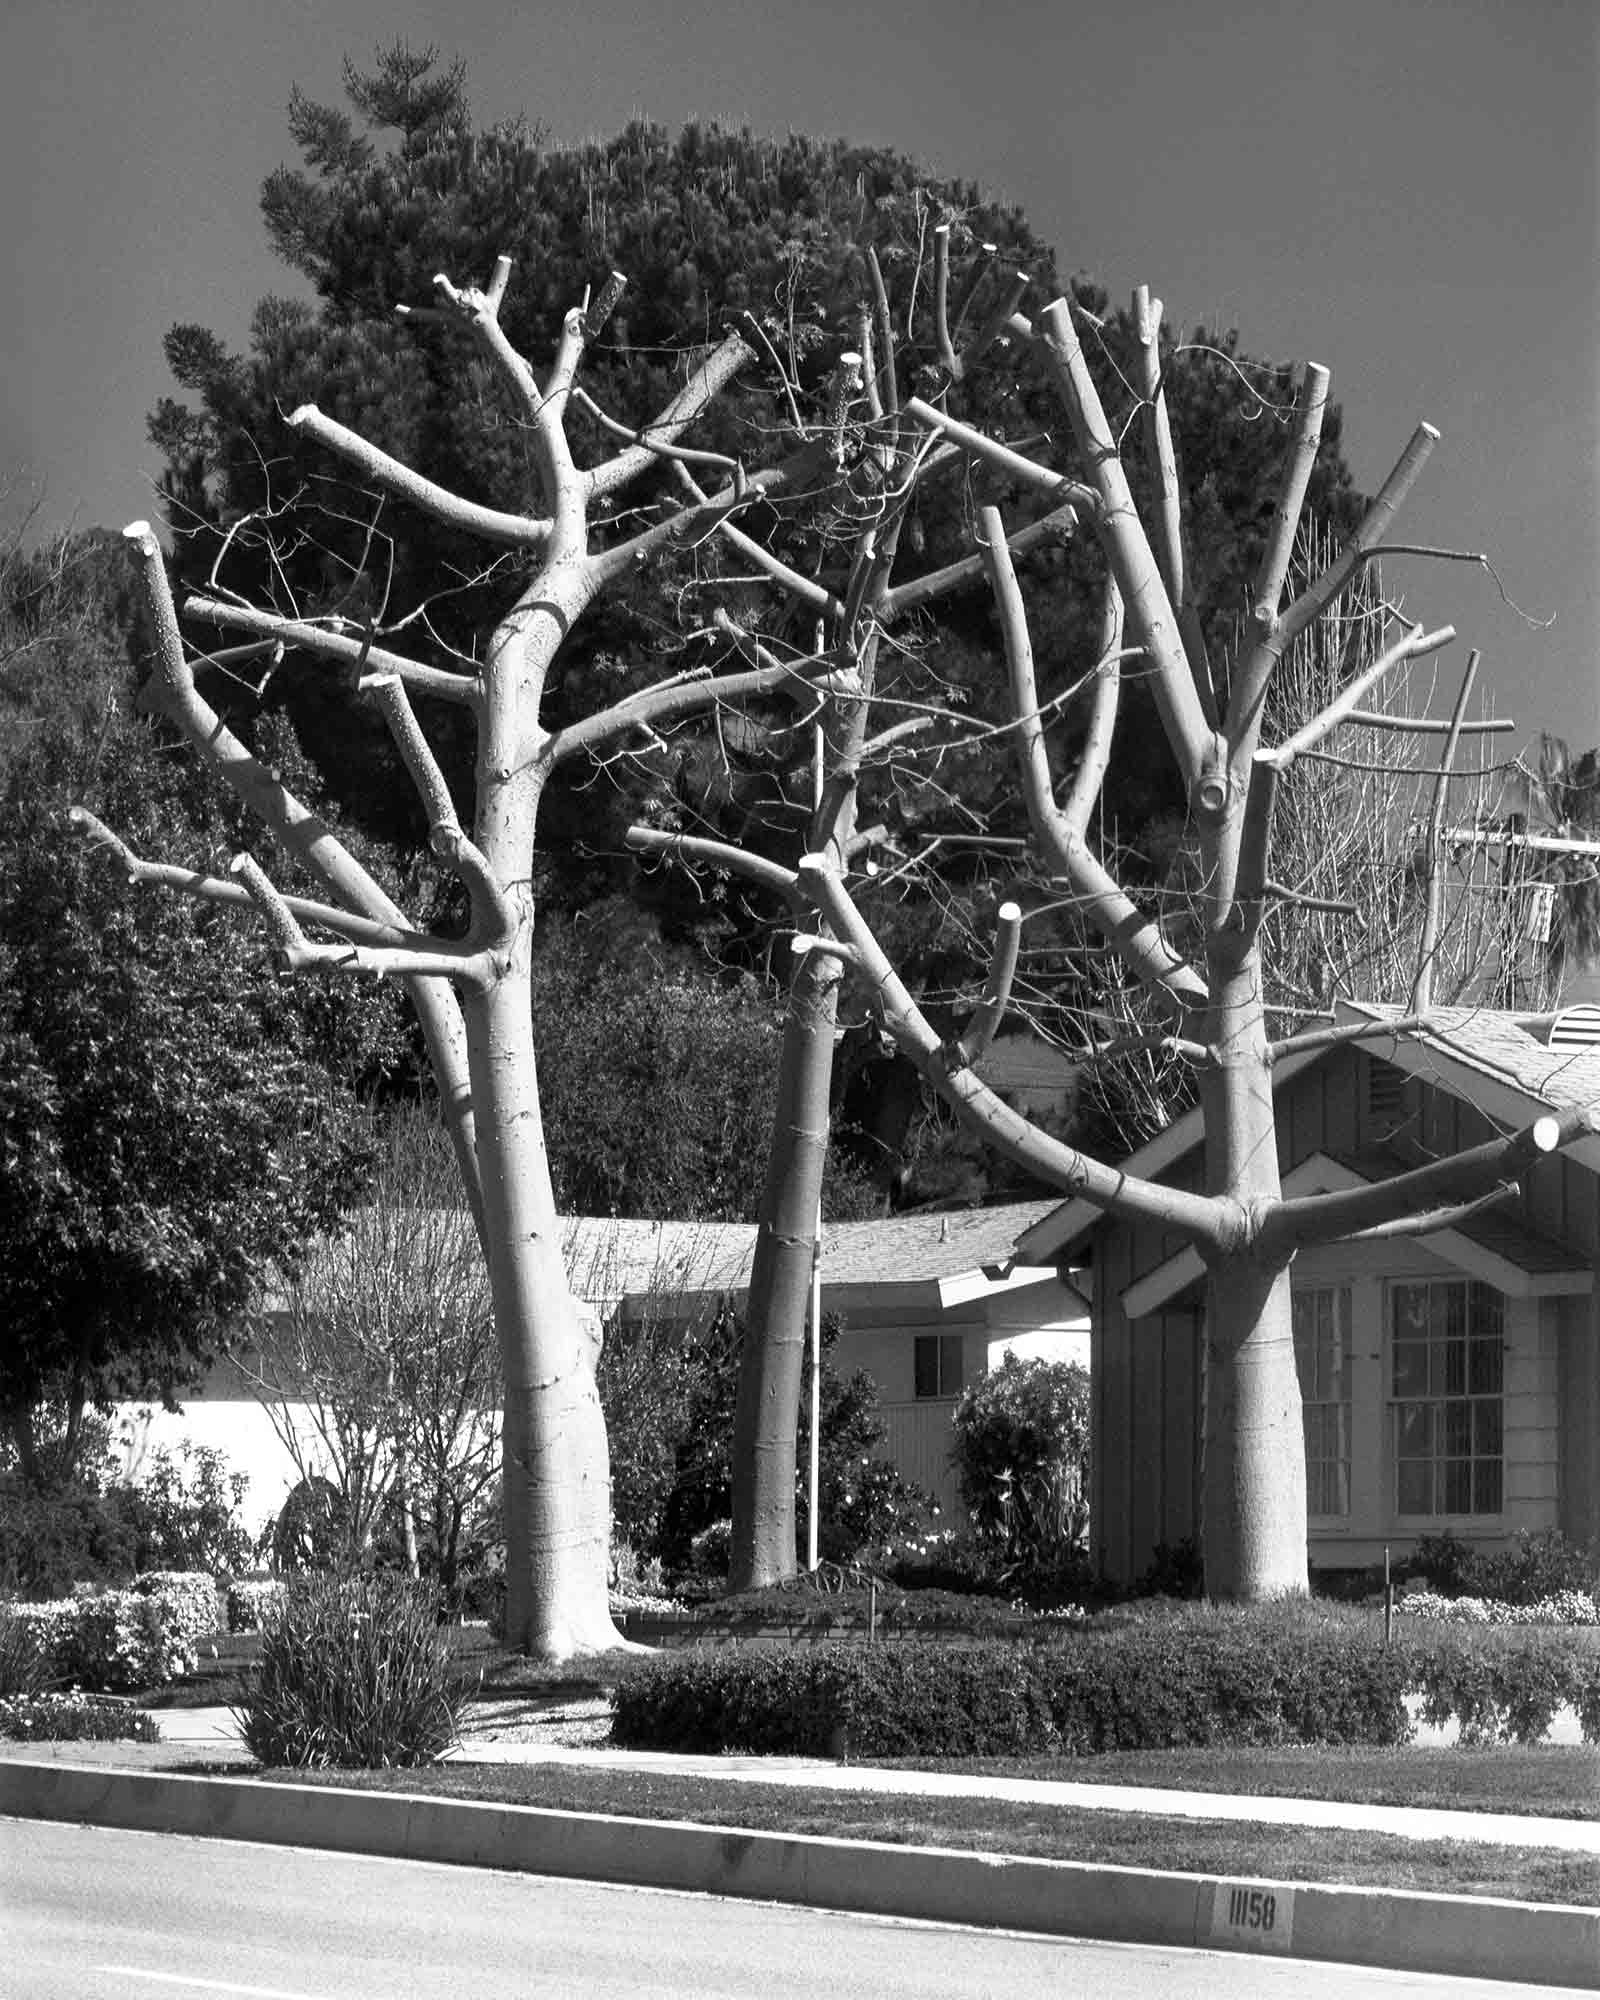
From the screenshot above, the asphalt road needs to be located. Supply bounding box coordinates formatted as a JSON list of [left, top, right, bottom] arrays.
[[1, 1819, 1581, 1999]]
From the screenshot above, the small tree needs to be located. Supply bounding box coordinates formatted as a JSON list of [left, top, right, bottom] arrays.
[[236, 1108, 499, 1591]]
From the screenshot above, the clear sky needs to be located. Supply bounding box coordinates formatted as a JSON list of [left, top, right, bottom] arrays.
[[5, 0, 1595, 746]]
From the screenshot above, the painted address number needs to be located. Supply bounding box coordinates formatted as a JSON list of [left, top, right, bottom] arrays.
[[1208, 1880, 1296, 1951]]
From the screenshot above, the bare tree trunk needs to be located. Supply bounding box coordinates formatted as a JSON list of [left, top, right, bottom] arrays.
[[729, 950, 838, 1586], [466, 967, 621, 1655]]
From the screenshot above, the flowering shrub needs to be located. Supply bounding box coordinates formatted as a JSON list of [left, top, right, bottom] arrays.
[[0, 1691, 161, 1743], [227, 1578, 285, 1633], [133, 1572, 224, 1651], [1399, 1589, 1600, 1627], [7, 1588, 195, 1691]]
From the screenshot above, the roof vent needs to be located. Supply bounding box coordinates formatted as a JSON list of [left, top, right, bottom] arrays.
[[1548, 1004, 1600, 1050]]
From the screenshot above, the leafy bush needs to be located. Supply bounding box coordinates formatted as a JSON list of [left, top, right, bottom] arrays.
[[1405, 1622, 1600, 1745], [1408, 1529, 1597, 1606], [7, 1587, 196, 1692], [237, 1571, 469, 1768], [227, 1578, 284, 1633], [132, 1571, 223, 1650], [111, 1443, 253, 1575], [613, 1643, 1056, 1758], [0, 1601, 53, 1697], [0, 1478, 138, 1597], [950, 1356, 1089, 1576], [0, 1692, 161, 1743], [613, 1618, 1415, 1757], [263, 1477, 352, 1572]]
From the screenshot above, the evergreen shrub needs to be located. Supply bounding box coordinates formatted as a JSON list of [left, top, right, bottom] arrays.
[[237, 1572, 468, 1768], [133, 1571, 224, 1651], [0, 1692, 161, 1743], [612, 1612, 1600, 1754]]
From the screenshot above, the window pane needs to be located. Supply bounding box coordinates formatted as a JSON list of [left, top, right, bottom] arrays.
[[1442, 1460, 1473, 1514], [913, 1337, 938, 1399], [1396, 1403, 1432, 1458], [1393, 1285, 1429, 1339], [1393, 1341, 1430, 1397], [1397, 1460, 1432, 1514], [1474, 1461, 1503, 1514], [1442, 1402, 1472, 1455], [1441, 1338, 1466, 1394], [1469, 1339, 1503, 1395], [940, 1335, 964, 1397], [1474, 1402, 1503, 1457]]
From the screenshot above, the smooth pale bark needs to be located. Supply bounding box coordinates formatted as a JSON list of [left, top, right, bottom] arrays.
[[1196, 942, 1307, 1598], [728, 949, 838, 1586]]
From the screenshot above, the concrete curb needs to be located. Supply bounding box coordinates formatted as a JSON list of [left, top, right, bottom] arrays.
[[4, 1760, 1595, 1989]]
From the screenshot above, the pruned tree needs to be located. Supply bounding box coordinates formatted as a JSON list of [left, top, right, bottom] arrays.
[[670, 287, 1598, 1600], [93, 230, 951, 1654]]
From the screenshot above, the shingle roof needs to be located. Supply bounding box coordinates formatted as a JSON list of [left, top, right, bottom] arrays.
[[263, 1204, 1063, 1313], [1344, 1001, 1600, 1113]]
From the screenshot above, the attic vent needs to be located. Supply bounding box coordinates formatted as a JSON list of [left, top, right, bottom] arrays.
[[1548, 1004, 1600, 1050], [1367, 1060, 1407, 1129]]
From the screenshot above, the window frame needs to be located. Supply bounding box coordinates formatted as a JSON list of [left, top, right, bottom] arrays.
[[1387, 1277, 1505, 1520], [912, 1332, 964, 1401], [1291, 1283, 1353, 1519]]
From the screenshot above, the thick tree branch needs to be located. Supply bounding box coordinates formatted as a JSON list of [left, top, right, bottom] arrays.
[[624, 825, 806, 911], [184, 596, 479, 707], [287, 405, 552, 547], [361, 674, 513, 945], [229, 853, 490, 985], [1257, 622, 1456, 769], [796, 857, 1228, 1245], [882, 501, 1079, 620], [1035, 299, 1216, 797], [979, 505, 1205, 1022], [947, 900, 1022, 1066], [1266, 1011, 1444, 1064], [584, 330, 753, 501], [1228, 418, 1441, 746], [1409, 649, 1481, 1014], [903, 398, 1099, 515], [69, 808, 418, 951], [123, 522, 483, 1212], [548, 653, 853, 768], [1262, 1106, 1600, 1256], [1060, 578, 1124, 835], [1345, 1180, 1519, 1243]]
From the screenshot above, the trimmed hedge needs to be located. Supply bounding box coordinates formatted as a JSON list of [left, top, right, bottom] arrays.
[[133, 1572, 224, 1652], [612, 1620, 1600, 1757], [0, 1692, 162, 1744], [5, 1571, 222, 1692]]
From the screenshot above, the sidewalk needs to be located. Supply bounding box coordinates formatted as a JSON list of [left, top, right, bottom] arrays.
[[6, 1705, 1597, 1989], [7, 1701, 1597, 1855]]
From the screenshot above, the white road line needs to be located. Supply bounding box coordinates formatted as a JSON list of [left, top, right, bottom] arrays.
[[94, 1970, 340, 2000]]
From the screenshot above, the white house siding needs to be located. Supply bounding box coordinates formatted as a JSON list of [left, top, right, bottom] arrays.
[[1290, 1237, 1563, 1571], [111, 1392, 337, 1541]]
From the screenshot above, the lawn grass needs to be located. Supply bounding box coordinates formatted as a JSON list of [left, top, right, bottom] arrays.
[[892, 1743, 1600, 1818], [252, 1759, 1600, 1908]]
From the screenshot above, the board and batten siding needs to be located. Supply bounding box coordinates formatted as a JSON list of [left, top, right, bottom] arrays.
[[1090, 1041, 1597, 1581]]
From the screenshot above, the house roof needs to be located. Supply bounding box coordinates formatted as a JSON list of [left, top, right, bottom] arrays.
[[1015, 1002, 1600, 1268], [262, 1202, 1071, 1316]]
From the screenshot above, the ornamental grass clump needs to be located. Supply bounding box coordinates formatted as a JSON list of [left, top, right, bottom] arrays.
[[238, 1572, 469, 1768]]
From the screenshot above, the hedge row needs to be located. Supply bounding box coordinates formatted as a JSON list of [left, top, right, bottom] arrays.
[[0, 1692, 162, 1744], [612, 1626, 1600, 1757], [6, 1573, 223, 1693]]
